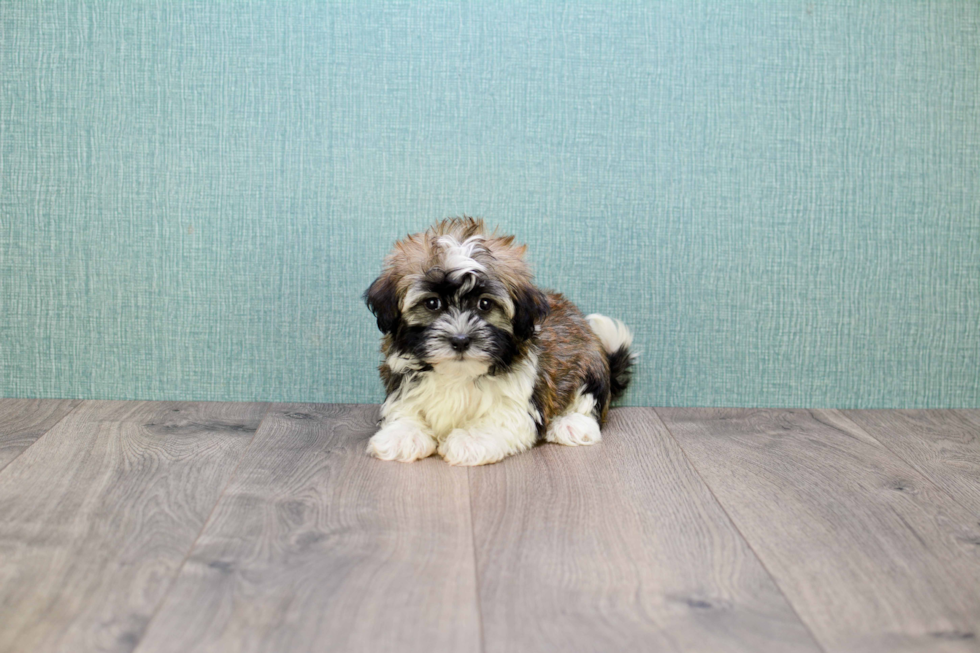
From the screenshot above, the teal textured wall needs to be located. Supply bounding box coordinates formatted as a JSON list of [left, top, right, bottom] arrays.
[[1, 1, 978, 407]]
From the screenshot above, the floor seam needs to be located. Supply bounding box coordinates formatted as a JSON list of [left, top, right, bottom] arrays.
[[130, 400, 275, 653], [650, 406, 830, 653], [829, 408, 980, 520], [0, 398, 87, 476], [952, 408, 980, 426]]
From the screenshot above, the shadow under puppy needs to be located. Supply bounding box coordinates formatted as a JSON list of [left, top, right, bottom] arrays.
[[364, 217, 634, 466]]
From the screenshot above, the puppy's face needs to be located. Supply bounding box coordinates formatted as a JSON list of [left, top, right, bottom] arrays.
[[365, 219, 548, 377], [398, 267, 517, 374]]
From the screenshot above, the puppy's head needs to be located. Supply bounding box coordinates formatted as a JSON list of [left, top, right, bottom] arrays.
[[365, 217, 548, 376]]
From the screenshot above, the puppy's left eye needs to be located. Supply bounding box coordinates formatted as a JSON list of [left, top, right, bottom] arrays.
[[478, 298, 493, 312], [424, 297, 442, 311]]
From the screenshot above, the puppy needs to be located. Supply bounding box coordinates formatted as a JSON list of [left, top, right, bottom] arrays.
[[364, 217, 634, 466]]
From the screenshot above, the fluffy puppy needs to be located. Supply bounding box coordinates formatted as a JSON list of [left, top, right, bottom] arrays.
[[364, 217, 634, 466]]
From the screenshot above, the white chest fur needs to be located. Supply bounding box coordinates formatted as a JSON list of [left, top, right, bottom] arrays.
[[382, 355, 538, 440]]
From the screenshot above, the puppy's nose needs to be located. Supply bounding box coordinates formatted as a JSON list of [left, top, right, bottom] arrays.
[[449, 334, 471, 352]]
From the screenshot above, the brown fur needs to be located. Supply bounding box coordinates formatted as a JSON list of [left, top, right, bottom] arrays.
[[532, 293, 613, 430]]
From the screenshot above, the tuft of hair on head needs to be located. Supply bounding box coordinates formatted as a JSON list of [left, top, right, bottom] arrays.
[[427, 215, 488, 240], [586, 314, 636, 401]]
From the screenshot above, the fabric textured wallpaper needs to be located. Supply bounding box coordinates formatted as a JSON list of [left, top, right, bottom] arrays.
[[1, 1, 978, 407]]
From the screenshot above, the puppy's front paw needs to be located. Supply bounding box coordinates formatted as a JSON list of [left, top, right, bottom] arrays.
[[366, 421, 436, 463], [438, 428, 513, 466]]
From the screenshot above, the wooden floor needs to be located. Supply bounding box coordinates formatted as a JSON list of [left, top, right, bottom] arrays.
[[1, 401, 979, 653]]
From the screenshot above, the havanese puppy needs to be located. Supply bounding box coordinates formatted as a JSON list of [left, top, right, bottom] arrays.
[[364, 217, 634, 466]]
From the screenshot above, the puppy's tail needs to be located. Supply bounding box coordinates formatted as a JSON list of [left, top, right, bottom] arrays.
[[586, 314, 636, 402]]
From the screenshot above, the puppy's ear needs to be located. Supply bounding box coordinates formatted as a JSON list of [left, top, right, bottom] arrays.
[[364, 273, 400, 334], [511, 284, 549, 340]]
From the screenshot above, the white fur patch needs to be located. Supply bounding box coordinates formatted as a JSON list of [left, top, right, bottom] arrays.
[[385, 352, 425, 374], [377, 353, 539, 466], [366, 419, 437, 462], [586, 313, 634, 353], [437, 235, 486, 280], [545, 391, 602, 446], [547, 413, 601, 446], [438, 427, 523, 466], [429, 358, 491, 378], [401, 286, 429, 313]]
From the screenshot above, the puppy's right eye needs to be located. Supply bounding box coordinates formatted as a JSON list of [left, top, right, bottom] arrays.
[[423, 297, 442, 311]]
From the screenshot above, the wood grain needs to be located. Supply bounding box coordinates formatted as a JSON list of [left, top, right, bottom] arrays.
[[135, 403, 482, 653], [0, 398, 80, 471], [843, 410, 980, 519], [0, 400, 267, 653], [657, 408, 980, 653], [469, 407, 821, 653]]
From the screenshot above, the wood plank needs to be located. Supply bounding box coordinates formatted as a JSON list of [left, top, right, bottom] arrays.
[[844, 410, 980, 518], [657, 408, 980, 653], [470, 407, 822, 653], [135, 403, 481, 653], [0, 398, 80, 471], [0, 400, 267, 653]]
